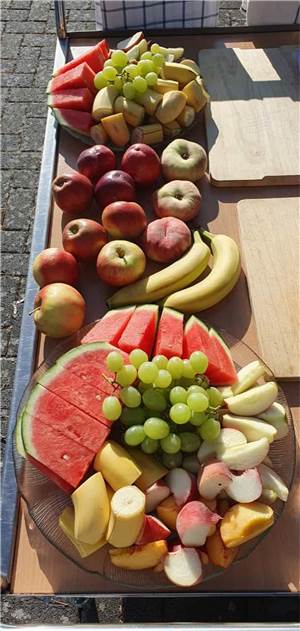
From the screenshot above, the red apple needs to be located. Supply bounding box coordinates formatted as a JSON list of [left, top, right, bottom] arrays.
[[153, 180, 201, 222], [141, 217, 192, 264], [33, 283, 85, 338], [102, 201, 147, 239], [52, 172, 93, 215], [121, 143, 161, 186], [32, 248, 80, 288], [77, 145, 116, 183], [94, 170, 136, 210], [62, 218, 108, 262], [96, 240, 146, 287]]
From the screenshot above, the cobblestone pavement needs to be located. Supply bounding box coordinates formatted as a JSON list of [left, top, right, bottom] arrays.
[[1, 0, 244, 624]]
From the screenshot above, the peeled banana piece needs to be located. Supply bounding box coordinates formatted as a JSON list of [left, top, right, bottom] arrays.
[[107, 231, 210, 308], [164, 230, 241, 312], [106, 485, 145, 548]]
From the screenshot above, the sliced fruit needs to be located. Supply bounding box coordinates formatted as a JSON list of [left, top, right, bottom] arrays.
[[101, 112, 130, 147], [230, 360, 266, 396], [166, 468, 196, 507], [220, 501, 274, 548], [176, 105, 195, 128], [259, 403, 288, 440], [208, 328, 237, 386], [217, 437, 269, 470], [155, 91, 187, 125], [161, 62, 197, 85], [145, 479, 170, 513], [182, 78, 208, 112], [94, 440, 141, 490], [159, 46, 184, 61], [257, 463, 289, 502], [48, 62, 96, 94], [110, 539, 167, 570], [260, 489, 278, 504], [92, 85, 119, 121], [198, 462, 232, 500], [131, 123, 163, 145], [135, 88, 162, 115], [117, 32, 144, 52], [197, 427, 247, 464], [72, 472, 109, 544], [163, 120, 181, 138], [206, 526, 238, 568], [163, 546, 202, 586], [59, 506, 106, 558], [90, 122, 108, 145], [222, 413, 276, 443], [136, 515, 171, 545], [180, 58, 202, 75], [81, 308, 136, 346], [226, 468, 262, 503], [156, 495, 180, 530], [176, 500, 221, 547], [154, 307, 183, 359], [126, 39, 148, 62], [106, 485, 145, 547], [225, 382, 278, 416], [154, 78, 179, 94], [48, 87, 94, 112], [117, 304, 159, 356], [53, 108, 93, 138], [129, 448, 167, 491], [53, 40, 108, 76], [114, 96, 145, 127]]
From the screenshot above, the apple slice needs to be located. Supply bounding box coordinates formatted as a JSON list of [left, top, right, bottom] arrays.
[[226, 468, 262, 503], [230, 360, 266, 396], [197, 428, 246, 464], [217, 437, 269, 470], [163, 546, 203, 587], [260, 489, 278, 504], [117, 32, 144, 52], [136, 515, 171, 545], [225, 382, 278, 417], [176, 500, 221, 547], [258, 463, 289, 502], [145, 480, 170, 513], [198, 462, 232, 500], [258, 402, 288, 440], [222, 414, 276, 443], [166, 468, 197, 507]]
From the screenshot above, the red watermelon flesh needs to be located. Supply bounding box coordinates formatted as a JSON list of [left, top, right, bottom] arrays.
[[117, 305, 159, 355], [154, 308, 183, 359], [208, 329, 237, 385], [183, 316, 220, 381], [25, 385, 110, 452], [38, 364, 112, 427], [23, 417, 93, 492], [53, 108, 93, 137], [81, 307, 136, 346], [53, 40, 109, 77], [47, 88, 94, 112], [27, 453, 74, 494], [47, 62, 96, 95], [56, 342, 128, 392]]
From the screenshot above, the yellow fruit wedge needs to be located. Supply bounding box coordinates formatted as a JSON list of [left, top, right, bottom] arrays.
[[72, 472, 109, 545], [110, 540, 168, 569], [90, 123, 108, 144], [155, 91, 187, 125], [154, 79, 179, 94], [135, 88, 162, 115], [206, 527, 238, 568], [161, 62, 197, 85], [180, 58, 202, 75], [107, 485, 145, 548], [128, 449, 168, 491], [101, 113, 130, 147], [59, 506, 106, 558], [220, 502, 274, 548], [92, 85, 119, 121], [94, 441, 142, 491], [182, 79, 208, 112], [114, 96, 145, 127]]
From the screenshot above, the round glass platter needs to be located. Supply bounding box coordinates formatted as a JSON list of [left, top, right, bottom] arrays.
[[13, 325, 296, 591]]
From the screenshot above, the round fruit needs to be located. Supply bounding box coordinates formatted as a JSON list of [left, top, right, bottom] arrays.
[[32, 248, 80, 288], [94, 170, 136, 210], [101, 201, 147, 239], [62, 218, 108, 262], [153, 180, 201, 222], [76, 145, 116, 183], [121, 143, 161, 186], [33, 283, 85, 338], [141, 217, 192, 264], [52, 172, 93, 215], [161, 139, 207, 183], [96, 240, 146, 287]]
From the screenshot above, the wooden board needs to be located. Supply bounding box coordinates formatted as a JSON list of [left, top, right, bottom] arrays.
[[199, 46, 300, 187], [238, 197, 300, 379]]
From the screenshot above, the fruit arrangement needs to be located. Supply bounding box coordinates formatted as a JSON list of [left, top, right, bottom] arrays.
[[47, 33, 208, 148], [16, 306, 291, 587]]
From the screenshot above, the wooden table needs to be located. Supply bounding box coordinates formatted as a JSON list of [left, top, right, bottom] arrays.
[[6, 30, 300, 595]]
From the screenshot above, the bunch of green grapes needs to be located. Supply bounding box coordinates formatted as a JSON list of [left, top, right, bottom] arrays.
[[102, 348, 224, 469], [94, 43, 167, 102]]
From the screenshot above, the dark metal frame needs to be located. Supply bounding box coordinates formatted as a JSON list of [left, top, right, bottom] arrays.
[[1, 3, 299, 612]]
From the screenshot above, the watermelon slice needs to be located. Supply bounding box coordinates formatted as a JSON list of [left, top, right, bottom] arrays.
[[117, 305, 159, 355], [53, 108, 93, 138], [25, 385, 110, 452], [80, 307, 136, 346], [53, 40, 109, 77], [208, 328, 237, 385], [154, 308, 183, 359], [47, 88, 94, 112], [56, 342, 128, 392], [47, 62, 96, 95]]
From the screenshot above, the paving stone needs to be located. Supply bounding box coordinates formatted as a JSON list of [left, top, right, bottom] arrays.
[[1, 276, 21, 326], [2, 73, 34, 87], [40, 41, 57, 60], [12, 169, 39, 189], [2, 254, 29, 277], [20, 119, 45, 151], [5, 20, 46, 34], [2, 104, 27, 132], [16, 45, 41, 63], [9, 1, 32, 8], [23, 33, 55, 48], [8, 87, 45, 102], [96, 599, 122, 623], [29, 2, 51, 21], [2, 151, 43, 171], [34, 59, 54, 87], [67, 22, 96, 32], [1, 59, 16, 73], [1, 597, 80, 625], [1, 9, 29, 21], [2, 188, 35, 230], [1, 134, 22, 151], [0, 88, 9, 102], [1, 230, 27, 252], [1, 387, 13, 412], [1, 328, 11, 358], [1, 358, 17, 390], [26, 102, 48, 118], [0, 34, 23, 58]]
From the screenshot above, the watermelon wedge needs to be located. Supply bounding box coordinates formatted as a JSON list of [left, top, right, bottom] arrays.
[[56, 342, 128, 392], [47, 88, 94, 112], [80, 307, 136, 346], [53, 40, 109, 77], [154, 308, 183, 359], [117, 305, 159, 355], [208, 328, 237, 385], [47, 62, 96, 95], [53, 108, 93, 138]]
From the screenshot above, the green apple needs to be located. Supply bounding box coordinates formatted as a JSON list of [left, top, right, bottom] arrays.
[[96, 240, 146, 287], [161, 139, 207, 183]]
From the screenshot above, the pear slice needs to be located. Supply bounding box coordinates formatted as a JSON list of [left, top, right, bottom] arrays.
[[230, 360, 266, 396], [217, 437, 269, 470], [258, 463, 289, 502], [226, 382, 278, 417], [222, 414, 276, 443]]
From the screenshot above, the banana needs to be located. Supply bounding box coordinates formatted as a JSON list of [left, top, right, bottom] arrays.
[[164, 230, 241, 312], [106, 485, 145, 548], [131, 123, 163, 145], [107, 231, 210, 308]]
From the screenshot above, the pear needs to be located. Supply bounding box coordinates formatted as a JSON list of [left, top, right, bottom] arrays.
[[230, 360, 266, 396], [197, 428, 246, 463], [155, 90, 187, 124], [222, 413, 276, 443], [217, 437, 270, 470], [161, 62, 197, 85], [258, 463, 289, 502], [92, 85, 119, 121], [258, 402, 288, 440], [225, 382, 278, 416]]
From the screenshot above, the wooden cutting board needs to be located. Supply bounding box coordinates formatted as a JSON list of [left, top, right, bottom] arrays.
[[238, 197, 300, 379], [199, 46, 300, 187]]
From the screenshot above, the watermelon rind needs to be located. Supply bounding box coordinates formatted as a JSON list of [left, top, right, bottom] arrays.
[[52, 108, 92, 139], [15, 409, 26, 458], [209, 327, 237, 383], [56, 341, 118, 368]]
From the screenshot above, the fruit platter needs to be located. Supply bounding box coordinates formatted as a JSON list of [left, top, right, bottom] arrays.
[[47, 32, 208, 148]]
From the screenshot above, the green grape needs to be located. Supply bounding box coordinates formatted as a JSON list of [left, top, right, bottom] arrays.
[[187, 392, 209, 413], [152, 53, 164, 67], [106, 350, 124, 372], [116, 364, 137, 386], [141, 436, 159, 454], [120, 406, 145, 427], [207, 387, 224, 408], [167, 357, 183, 379], [162, 451, 183, 469], [142, 388, 167, 412], [188, 384, 206, 396], [160, 433, 181, 454], [152, 355, 168, 369], [129, 348, 148, 368], [182, 454, 200, 474], [144, 417, 170, 440], [138, 361, 158, 384], [94, 71, 108, 90], [124, 425, 145, 446], [124, 63, 139, 78], [120, 386, 141, 408], [190, 411, 207, 427], [143, 407, 155, 419], [189, 351, 209, 374], [114, 76, 123, 91], [104, 59, 114, 67], [150, 43, 161, 54], [182, 359, 196, 379], [170, 386, 187, 405], [154, 369, 172, 389], [102, 396, 121, 421], [133, 75, 147, 93], [176, 421, 194, 433], [102, 65, 117, 81], [199, 418, 221, 441], [145, 71, 158, 87], [137, 59, 152, 76], [141, 51, 153, 60], [123, 81, 136, 100], [180, 431, 201, 453], [170, 403, 191, 425], [111, 50, 128, 68], [138, 382, 152, 393]]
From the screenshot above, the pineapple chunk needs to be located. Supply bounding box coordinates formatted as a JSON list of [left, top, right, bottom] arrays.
[[101, 113, 130, 147], [110, 540, 168, 570], [220, 501, 274, 548]]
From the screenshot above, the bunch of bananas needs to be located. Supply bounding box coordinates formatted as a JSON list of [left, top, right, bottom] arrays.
[[107, 230, 241, 313]]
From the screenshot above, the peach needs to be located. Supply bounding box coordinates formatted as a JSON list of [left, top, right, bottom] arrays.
[[102, 201, 147, 239], [109, 540, 168, 570], [198, 462, 232, 500], [206, 527, 239, 568], [156, 495, 180, 531], [176, 500, 221, 547], [220, 501, 274, 548], [141, 217, 192, 264]]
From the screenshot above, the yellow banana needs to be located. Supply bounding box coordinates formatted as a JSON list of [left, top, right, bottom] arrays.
[[107, 231, 210, 308], [164, 230, 241, 312]]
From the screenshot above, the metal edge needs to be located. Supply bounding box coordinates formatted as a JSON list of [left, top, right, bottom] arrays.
[[1, 624, 300, 630], [54, 0, 67, 40], [62, 25, 300, 39], [0, 37, 69, 587]]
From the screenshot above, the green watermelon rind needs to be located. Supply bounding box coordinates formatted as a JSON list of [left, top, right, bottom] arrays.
[[209, 328, 237, 376], [21, 407, 38, 459], [15, 409, 26, 458], [51, 109, 92, 140], [161, 307, 184, 322], [56, 341, 118, 368]]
